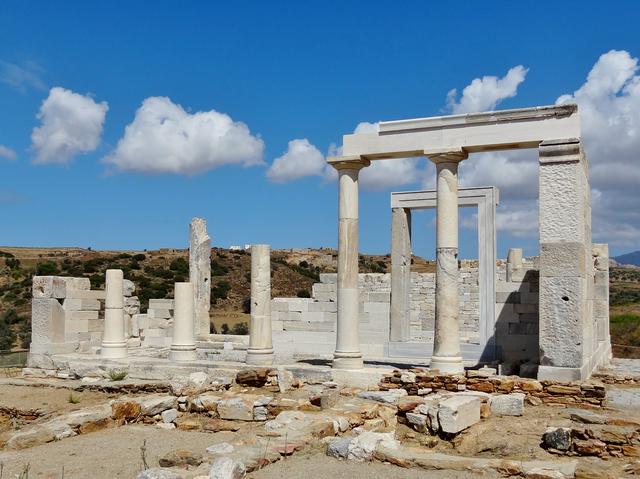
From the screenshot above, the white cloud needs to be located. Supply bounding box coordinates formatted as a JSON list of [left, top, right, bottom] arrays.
[[269, 121, 425, 190], [0, 60, 46, 93], [0, 145, 16, 161], [556, 49, 640, 247], [31, 87, 108, 165], [104, 97, 264, 174], [446, 65, 528, 114], [267, 138, 328, 183]]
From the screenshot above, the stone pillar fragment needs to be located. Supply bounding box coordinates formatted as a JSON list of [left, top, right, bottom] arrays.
[[332, 157, 370, 370], [430, 151, 467, 374], [390, 207, 412, 342], [246, 244, 274, 365], [170, 282, 197, 361], [538, 139, 593, 381], [101, 269, 127, 358], [592, 243, 611, 364], [189, 218, 211, 338]]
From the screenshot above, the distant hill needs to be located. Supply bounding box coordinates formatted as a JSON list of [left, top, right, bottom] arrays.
[[615, 250, 640, 266]]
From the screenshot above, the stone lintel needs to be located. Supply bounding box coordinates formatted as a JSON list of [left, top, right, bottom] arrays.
[[379, 104, 578, 134]]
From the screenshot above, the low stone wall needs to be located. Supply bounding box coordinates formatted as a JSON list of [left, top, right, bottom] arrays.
[[379, 368, 606, 407]]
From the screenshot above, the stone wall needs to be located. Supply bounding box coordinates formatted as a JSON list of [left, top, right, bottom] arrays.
[[272, 263, 482, 345]]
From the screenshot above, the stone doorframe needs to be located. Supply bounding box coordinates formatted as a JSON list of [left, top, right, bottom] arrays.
[[389, 187, 499, 360]]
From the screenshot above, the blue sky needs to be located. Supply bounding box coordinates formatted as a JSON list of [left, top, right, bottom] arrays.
[[1, 1, 639, 259]]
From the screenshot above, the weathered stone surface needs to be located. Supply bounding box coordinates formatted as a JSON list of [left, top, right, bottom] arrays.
[[437, 396, 481, 434], [405, 412, 428, 434], [277, 368, 294, 392], [236, 369, 268, 387], [204, 419, 241, 432], [218, 396, 255, 421], [190, 217, 211, 337], [347, 431, 399, 461], [139, 396, 177, 416], [357, 389, 407, 405], [490, 393, 525, 416], [161, 409, 178, 424], [543, 427, 572, 451], [137, 469, 182, 479], [112, 401, 142, 420], [525, 468, 565, 479], [573, 439, 606, 456], [192, 394, 221, 412], [206, 443, 235, 455], [123, 279, 136, 297], [567, 409, 606, 424], [6, 426, 55, 449], [209, 457, 245, 479], [159, 449, 203, 467], [327, 438, 351, 459]]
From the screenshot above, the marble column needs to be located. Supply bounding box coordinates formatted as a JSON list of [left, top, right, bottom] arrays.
[[101, 269, 127, 358], [429, 152, 467, 373], [246, 244, 274, 365], [332, 158, 370, 369], [390, 207, 412, 342], [189, 218, 211, 338], [170, 282, 197, 361]]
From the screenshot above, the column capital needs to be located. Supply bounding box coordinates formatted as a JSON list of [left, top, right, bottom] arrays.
[[327, 155, 371, 171], [425, 148, 468, 164]]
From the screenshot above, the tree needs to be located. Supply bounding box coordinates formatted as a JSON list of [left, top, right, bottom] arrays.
[[36, 261, 58, 276]]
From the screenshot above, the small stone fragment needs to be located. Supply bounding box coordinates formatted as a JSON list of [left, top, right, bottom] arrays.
[[209, 457, 246, 479], [158, 449, 203, 467], [542, 427, 572, 451]]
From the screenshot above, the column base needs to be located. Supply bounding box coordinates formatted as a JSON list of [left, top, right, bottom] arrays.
[[246, 348, 275, 366], [332, 352, 364, 370], [430, 355, 464, 374], [100, 341, 128, 359], [169, 348, 197, 362]]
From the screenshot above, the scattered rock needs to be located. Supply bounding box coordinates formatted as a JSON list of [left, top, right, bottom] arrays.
[[206, 443, 235, 455], [112, 401, 143, 420], [525, 468, 565, 479], [236, 369, 268, 387], [357, 389, 408, 405], [137, 469, 182, 479], [204, 419, 241, 432], [327, 437, 351, 459], [277, 368, 295, 392], [347, 431, 399, 461], [159, 449, 204, 468], [490, 393, 525, 416], [542, 427, 572, 451], [209, 457, 246, 479], [161, 409, 178, 424], [567, 409, 606, 424], [218, 396, 256, 421], [573, 439, 606, 456], [139, 396, 177, 416]]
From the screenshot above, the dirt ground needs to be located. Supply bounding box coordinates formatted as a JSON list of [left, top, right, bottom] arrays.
[[247, 453, 503, 479], [0, 385, 116, 413]]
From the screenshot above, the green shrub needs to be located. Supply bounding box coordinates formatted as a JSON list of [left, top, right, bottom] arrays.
[[211, 260, 229, 276], [299, 260, 309, 268], [221, 323, 230, 334], [133, 253, 146, 261], [36, 261, 58, 275], [296, 289, 311, 298], [169, 258, 189, 275], [5, 258, 20, 269], [212, 280, 232, 302], [0, 316, 16, 350], [231, 322, 249, 335], [108, 369, 128, 381], [242, 297, 251, 314]]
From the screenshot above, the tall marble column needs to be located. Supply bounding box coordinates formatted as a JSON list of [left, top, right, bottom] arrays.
[[101, 269, 127, 358], [170, 282, 197, 361], [390, 207, 412, 342], [332, 157, 370, 369], [246, 244, 274, 365], [429, 151, 467, 373]]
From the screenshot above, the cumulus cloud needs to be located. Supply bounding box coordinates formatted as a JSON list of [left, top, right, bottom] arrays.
[[267, 138, 328, 183], [555, 49, 640, 247], [446, 65, 528, 114], [0, 145, 16, 161], [104, 97, 264, 175], [0, 60, 46, 93], [31, 87, 108, 164]]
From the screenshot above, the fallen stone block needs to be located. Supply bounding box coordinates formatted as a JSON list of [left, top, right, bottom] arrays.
[[139, 396, 177, 416], [437, 396, 481, 434], [158, 449, 203, 468], [347, 431, 399, 461], [235, 368, 268, 387], [542, 427, 572, 451], [277, 368, 294, 392]]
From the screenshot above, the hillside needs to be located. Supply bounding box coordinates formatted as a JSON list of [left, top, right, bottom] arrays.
[[614, 250, 640, 266], [0, 246, 435, 349]]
